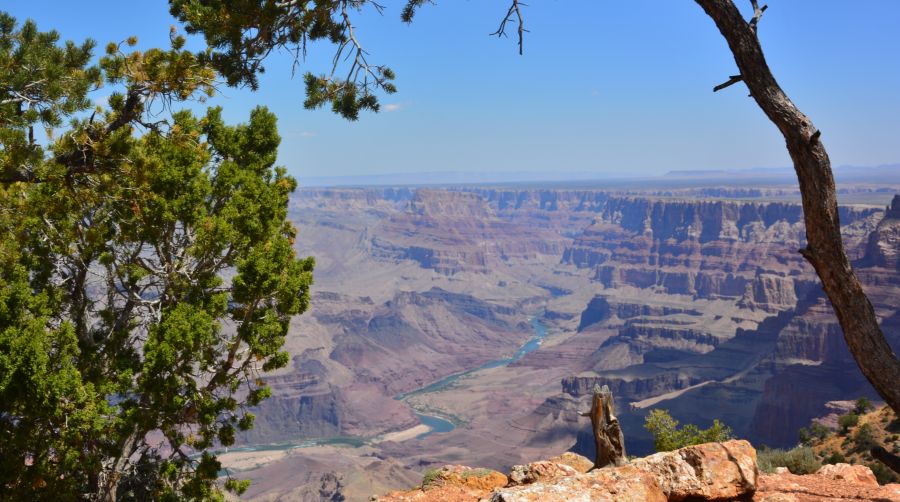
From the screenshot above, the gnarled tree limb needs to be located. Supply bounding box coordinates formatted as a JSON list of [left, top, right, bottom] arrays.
[[695, 0, 900, 445]]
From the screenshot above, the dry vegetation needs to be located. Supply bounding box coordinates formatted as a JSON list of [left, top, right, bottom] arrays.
[[760, 404, 900, 484]]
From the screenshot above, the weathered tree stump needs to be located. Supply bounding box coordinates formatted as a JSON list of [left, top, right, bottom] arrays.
[[581, 384, 627, 469]]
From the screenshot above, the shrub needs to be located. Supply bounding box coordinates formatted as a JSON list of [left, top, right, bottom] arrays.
[[838, 413, 860, 434], [852, 423, 879, 454], [421, 468, 441, 488], [800, 421, 832, 445], [644, 409, 732, 452], [821, 450, 846, 465], [460, 468, 494, 479], [810, 422, 832, 441], [757, 447, 821, 475], [854, 397, 873, 415]]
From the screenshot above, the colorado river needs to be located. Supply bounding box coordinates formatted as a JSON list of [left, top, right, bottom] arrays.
[[228, 314, 549, 453], [400, 315, 549, 439]]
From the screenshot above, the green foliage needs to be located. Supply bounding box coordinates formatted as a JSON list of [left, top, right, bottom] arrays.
[[0, 13, 313, 500], [851, 424, 878, 455], [644, 409, 733, 452], [460, 468, 495, 479], [838, 413, 860, 434], [757, 447, 821, 475], [421, 468, 441, 488], [800, 421, 833, 446], [169, 0, 399, 120], [821, 450, 846, 465], [854, 397, 873, 415]]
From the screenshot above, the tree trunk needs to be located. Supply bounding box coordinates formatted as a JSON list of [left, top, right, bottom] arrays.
[[582, 384, 627, 469], [695, 0, 900, 472]]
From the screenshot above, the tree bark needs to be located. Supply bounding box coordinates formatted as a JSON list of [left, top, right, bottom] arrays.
[[694, 0, 900, 417], [582, 384, 627, 469], [872, 446, 900, 475]]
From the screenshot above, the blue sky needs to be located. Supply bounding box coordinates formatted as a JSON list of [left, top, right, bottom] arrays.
[[5, 1, 900, 180]]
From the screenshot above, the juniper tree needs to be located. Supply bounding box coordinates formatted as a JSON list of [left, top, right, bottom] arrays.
[[0, 14, 313, 500]]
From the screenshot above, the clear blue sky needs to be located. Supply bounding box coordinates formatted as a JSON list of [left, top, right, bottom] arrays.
[[5, 1, 900, 180]]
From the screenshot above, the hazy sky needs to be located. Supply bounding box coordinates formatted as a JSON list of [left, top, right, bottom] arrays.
[[6, 1, 900, 180]]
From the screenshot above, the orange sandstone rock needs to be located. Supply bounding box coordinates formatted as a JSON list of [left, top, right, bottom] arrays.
[[814, 463, 879, 487], [493, 440, 757, 502], [629, 439, 758, 501], [753, 470, 900, 501], [546, 452, 594, 473]]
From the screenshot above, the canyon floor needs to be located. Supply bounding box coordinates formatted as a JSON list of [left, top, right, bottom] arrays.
[[222, 175, 900, 501]]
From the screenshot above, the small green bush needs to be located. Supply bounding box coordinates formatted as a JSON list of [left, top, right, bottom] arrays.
[[460, 468, 494, 479], [799, 421, 833, 446], [838, 413, 860, 434], [644, 409, 732, 452], [852, 423, 878, 454], [757, 447, 821, 475], [810, 422, 832, 441], [821, 450, 846, 465], [853, 397, 873, 415], [421, 468, 441, 488]]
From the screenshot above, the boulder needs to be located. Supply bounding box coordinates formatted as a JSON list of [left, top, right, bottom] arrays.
[[754, 470, 900, 501], [492, 465, 666, 502], [421, 465, 507, 492], [629, 439, 758, 501], [492, 440, 757, 502], [374, 466, 507, 502], [814, 463, 878, 487], [546, 452, 594, 473], [507, 460, 579, 485]]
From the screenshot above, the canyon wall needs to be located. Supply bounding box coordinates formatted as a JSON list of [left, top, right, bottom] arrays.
[[253, 186, 894, 467]]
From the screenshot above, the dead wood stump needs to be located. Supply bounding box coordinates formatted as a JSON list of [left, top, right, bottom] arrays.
[[581, 384, 627, 469]]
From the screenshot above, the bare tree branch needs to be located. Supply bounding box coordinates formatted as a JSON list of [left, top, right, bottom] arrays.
[[749, 0, 768, 33], [713, 74, 743, 92], [491, 0, 528, 55]]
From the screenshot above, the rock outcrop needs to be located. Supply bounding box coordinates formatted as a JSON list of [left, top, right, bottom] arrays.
[[863, 194, 900, 270], [376, 465, 508, 502], [754, 466, 900, 501], [376, 440, 759, 502], [374, 441, 900, 502]]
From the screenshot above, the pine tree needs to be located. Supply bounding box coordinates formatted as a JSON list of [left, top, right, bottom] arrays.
[[0, 14, 313, 500]]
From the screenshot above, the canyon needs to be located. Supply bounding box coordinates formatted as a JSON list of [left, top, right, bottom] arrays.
[[227, 182, 900, 501]]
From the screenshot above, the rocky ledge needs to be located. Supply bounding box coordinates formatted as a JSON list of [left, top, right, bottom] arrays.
[[372, 440, 900, 502]]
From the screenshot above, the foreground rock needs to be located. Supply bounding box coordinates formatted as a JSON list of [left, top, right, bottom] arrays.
[[754, 464, 900, 501], [376, 440, 758, 501], [374, 441, 900, 501], [374, 465, 507, 502], [506, 452, 593, 486], [493, 440, 757, 501]]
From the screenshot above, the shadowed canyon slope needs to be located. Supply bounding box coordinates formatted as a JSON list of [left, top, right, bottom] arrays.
[[231, 187, 900, 500]]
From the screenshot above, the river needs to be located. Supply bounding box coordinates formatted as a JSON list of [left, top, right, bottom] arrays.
[[400, 315, 549, 439], [225, 314, 549, 453]]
